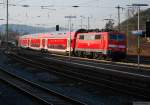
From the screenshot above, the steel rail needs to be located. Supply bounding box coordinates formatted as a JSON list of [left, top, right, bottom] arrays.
[[7, 52, 150, 99], [15, 49, 150, 80], [47, 54, 150, 70], [46, 53, 150, 70], [22, 53, 150, 81], [16, 48, 150, 69], [0, 66, 87, 105], [41, 55, 150, 80]]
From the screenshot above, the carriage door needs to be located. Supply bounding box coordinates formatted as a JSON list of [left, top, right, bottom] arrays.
[[42, 39, 45, 48]]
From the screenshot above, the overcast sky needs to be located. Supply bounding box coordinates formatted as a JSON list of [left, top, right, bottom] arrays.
[[0, 0, 150, 29]]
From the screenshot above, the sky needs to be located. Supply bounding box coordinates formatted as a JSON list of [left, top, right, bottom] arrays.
[[0, 0, 150, 29]]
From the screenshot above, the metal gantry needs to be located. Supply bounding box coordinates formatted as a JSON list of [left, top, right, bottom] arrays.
[[6, 0, 8, 49], [64, 16, 76, 59], [115, 5, 124, 31]]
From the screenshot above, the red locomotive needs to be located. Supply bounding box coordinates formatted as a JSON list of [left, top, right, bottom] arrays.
[[18, 29, 127, 59]]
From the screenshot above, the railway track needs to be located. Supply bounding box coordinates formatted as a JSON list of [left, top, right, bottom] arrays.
[[15, 49, 150, 81], [0, 66, 87, 105], [6, 49, 150, 99], [44, 55, 150, 79], [17, 48, 150, 69], [46, 53, 150, 70]]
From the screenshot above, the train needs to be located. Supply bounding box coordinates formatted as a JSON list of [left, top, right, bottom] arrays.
[[18, 29, 127, 60]]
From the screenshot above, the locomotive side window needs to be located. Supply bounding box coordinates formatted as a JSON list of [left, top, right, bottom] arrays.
[[85, 35, 95, 40], [110, 34, 125, 41], [95, 34, 101, 40], [79, 34, 101, 40], [79, 35, 84, 40]]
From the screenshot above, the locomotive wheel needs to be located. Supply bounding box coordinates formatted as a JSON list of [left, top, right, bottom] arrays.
[[82, 51, 87, 58], [41, 49, 45, 53], [93, 52, 99, 59], [98, 54, 106, 60], [75, 51, 81, 57], [41, 49, 48, 53], [74, 51, 78, 56], [105, 56, 112, 61], [78, 51, 83, 57], [88, 52, 94, 59]]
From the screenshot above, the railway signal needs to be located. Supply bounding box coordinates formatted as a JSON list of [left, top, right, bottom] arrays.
[[146, 21, 150, 37], [56, 25, 59, 31]]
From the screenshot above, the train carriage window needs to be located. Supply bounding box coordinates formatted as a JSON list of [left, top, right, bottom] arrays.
[[95, 34, 101, 40], [31, 43, 40, 47], [79, 35, 84, 40], [47, 44, 65, 49]]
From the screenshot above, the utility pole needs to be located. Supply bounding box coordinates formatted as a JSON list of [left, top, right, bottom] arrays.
[[87, 16, 92, 30], [80, 16, 83, 29], [5, 1, 17, 48], [64, 16, 76, 59], [6, 0, 8, 49], [87, 17, 90, 30], [115, 5, 123, 31], [131, 3, 148, 69], [81, 16, 83, 29], [126, 6, 132, 52], [137, 6, 140, 69]]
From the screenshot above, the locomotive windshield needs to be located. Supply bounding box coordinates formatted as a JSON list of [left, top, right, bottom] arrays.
[[110, 34, 125, 41]]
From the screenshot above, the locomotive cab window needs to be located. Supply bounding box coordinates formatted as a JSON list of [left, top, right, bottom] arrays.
[[117, 35, 125, 41], [110, 34, 117, 40], [79, 35, 84, 40], [95, 34, 101, 40]]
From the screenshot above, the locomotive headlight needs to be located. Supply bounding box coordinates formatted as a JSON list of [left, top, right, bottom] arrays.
[[118, 45, 126, 48], [109, 44, 126, 48], [109, 44, 117, 48]]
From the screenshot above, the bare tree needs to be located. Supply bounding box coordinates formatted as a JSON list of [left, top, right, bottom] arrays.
[[105, 20, 114, 30]]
